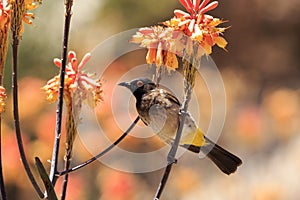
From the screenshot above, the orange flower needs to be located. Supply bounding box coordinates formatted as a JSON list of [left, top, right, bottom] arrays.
[[43, 51, 103, 108], [131, 26, 182, 73], [0, 0, 10, 29], [0, 86, 6, 113], [22, 0, 41, 25], [8, 0, 41, 38], [163, 0, 228, 54]]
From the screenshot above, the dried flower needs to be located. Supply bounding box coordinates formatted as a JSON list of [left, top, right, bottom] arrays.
[[163, 0, 228, 54], [0, 0, 10, 29], [0, 0, 10, 74], [22, 0, 41, 25], [9, 0, 41, 38], [43, 51, 103, 108], [131, 26, 183, 74], [0, 86, 6, 113]]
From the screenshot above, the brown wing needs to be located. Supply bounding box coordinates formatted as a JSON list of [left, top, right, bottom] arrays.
[[137, 88, 181, 142]]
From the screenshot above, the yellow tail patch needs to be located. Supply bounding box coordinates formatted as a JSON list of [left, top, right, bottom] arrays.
[[181, 128, 206, 147]]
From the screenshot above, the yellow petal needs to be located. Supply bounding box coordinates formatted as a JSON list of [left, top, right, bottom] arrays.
[[146, 48, 157, 64], [215, 36, 228, 49], [202, 42, 212, 55], [165, 52, 178, 72]]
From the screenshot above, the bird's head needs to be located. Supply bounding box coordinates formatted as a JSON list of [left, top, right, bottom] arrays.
[[118, 78, 156, 98]]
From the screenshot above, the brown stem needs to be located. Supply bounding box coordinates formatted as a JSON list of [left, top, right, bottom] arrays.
[[58, 116, 140, 176], [11, 31, 44, 198], [49, 0, 74, 186]]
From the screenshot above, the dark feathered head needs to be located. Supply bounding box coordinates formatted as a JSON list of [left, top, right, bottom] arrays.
[[118, 78, 156, 99]]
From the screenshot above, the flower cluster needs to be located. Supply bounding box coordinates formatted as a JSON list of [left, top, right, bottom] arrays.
[[131, 0, 228, 72], [0, 0, 10, 30], [131, 26, 182, 73], [22, 0, 41, 25], [43, 51, 103, 108], [0, 0, 10, 73], [163, 0, 227, 54]]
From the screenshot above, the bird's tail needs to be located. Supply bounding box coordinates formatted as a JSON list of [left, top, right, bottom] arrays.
[[183, 137, 242, 175]]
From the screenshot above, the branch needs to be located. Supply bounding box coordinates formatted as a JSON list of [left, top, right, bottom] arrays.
[[11, 26, 45, 199], [10, 1, 45, 197], [58, 116, 140, 176], [49, 0, 74, 186]]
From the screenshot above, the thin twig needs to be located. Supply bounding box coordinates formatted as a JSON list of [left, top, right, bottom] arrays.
[[49, 0, 74, 186], [11, 30, 44, 198], [58, 116, 140, 176]]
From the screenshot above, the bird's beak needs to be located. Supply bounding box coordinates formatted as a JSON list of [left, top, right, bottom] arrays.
[[118, 81, 131, 89]]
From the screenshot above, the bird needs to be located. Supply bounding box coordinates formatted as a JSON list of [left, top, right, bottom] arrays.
[[118, 77, 242, 175]]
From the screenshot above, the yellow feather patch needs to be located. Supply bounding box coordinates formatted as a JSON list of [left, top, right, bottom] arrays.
[[181, 127, 206, 147]]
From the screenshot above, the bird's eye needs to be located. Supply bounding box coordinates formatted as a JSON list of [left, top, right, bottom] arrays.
[[136, 80, 144, 87]]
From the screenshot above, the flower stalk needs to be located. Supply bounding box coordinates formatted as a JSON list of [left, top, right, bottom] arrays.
[[48, 0, 74, 188], [44, 49, 103, 200], [10, 0, 44, 198], [0, 0, 10, 198]]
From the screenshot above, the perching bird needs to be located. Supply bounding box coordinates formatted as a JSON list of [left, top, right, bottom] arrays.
[[119, 77, 242, 175]]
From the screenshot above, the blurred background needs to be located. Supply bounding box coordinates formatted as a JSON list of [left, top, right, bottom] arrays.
[[2, 0, 300, 199]]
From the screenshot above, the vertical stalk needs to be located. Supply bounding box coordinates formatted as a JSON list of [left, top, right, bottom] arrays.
[[11, 28, 44, 199], [10, 0, 44, 198], [60, 103, 76, 200], [0, 35, 8, 200], [0, 1, 10, 199], [154, 50, 198, 199], [49, 0, 74, 186]]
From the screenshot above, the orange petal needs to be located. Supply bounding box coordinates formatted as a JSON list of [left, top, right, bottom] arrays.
[[200, 1, 218, 14], [202, 42, 212, 54], [146, 48, 157, 64], [215, 36, 228, 49], [179, 0, 194, 13], [193, 0, 201, 11], [156, 43, 164, 66], [174, 9, 191, 18], [178, 19, 191, 27], [198, 0, 210, 12], [53, 58, 62, 68], [139, 27, 154, 35], [78, 53, 91, 70], [209, 18, 222, 26], [165, 52, 178, 72]]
